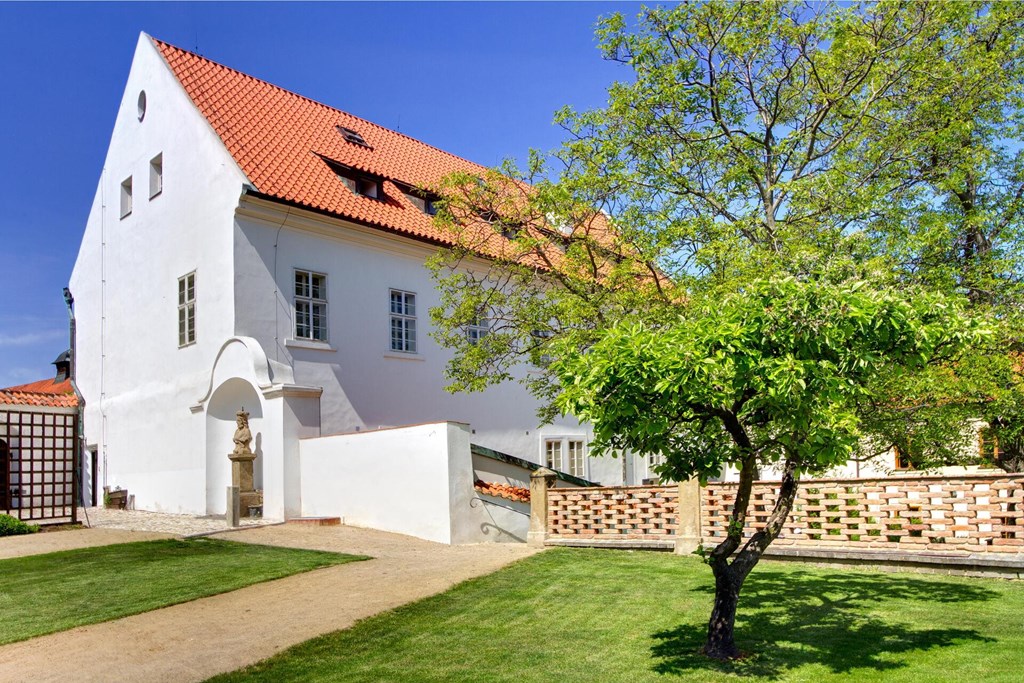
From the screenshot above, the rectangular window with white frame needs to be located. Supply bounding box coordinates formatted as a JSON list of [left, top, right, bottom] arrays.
[[466, 314, 490, 345], [648, 451, 666, 480], [294, 269, 328, 341], [389, 289, 417, 353], [544, 437, 587, 478], [177, 271, 195, 347]]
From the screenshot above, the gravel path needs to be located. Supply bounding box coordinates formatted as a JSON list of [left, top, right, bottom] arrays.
[[80, 506, 274, 536], [0, 523, 540, 682]]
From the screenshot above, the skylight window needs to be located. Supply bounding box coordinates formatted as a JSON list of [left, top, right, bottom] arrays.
[[336, 125, 370, 148]]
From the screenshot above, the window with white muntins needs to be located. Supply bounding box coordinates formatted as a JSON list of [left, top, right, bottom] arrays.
[[545, 437, 587, 478], [177, 271, 196, 347], [389, 289, 417, 353], [466, 315, 490, 345], [294, 270, 328, 341]]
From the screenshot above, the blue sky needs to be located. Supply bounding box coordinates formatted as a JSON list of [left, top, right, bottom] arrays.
[[0, 1, 638, 388]]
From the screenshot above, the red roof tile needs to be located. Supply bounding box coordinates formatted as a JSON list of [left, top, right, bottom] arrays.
[[0, 378, 78, 408], [474, 479, 530, 504], [154, 38, 494, 247]]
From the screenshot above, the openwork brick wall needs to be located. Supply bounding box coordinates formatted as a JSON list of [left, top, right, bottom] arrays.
[[548, 485, 678, 539], [704, 474, 1024, 553]]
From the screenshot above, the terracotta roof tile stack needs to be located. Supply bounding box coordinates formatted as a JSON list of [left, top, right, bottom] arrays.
[[0, 378, 78, 408], [474, 479, 531, 504]]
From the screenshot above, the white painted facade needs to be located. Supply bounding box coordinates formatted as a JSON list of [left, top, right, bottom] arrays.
[[70, 35, 648, 531]]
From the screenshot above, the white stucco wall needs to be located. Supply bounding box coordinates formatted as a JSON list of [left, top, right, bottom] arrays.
[[300, 422, 458, 543], [69, 34, 251, 513], [300, 421, 528, 543]]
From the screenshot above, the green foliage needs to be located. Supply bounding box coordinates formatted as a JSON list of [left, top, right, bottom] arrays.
[[555, 278, 985, 483], [429, 3, 1024, 449], [0, 514, 39, 537], [426, 2, 1024, 650]]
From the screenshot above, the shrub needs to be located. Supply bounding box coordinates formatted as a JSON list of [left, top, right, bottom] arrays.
[[0, 514, 39, 537]]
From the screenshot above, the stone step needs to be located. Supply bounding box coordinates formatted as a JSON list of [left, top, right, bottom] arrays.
[[287, 516, 341, 526]]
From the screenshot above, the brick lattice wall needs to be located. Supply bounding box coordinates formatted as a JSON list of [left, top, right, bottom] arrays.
[[547, 485, 678, 539], [704, 474, 1024, 553]]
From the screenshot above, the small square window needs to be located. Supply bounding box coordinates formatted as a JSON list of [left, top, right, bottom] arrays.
[[894, 447, 913, 471], [120, 176, 133, 219], [531, 329, 555, 367], [150, 153, 163, 198]]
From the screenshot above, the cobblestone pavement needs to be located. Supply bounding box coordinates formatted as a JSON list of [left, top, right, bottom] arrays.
[[80, 506, 277, 536]]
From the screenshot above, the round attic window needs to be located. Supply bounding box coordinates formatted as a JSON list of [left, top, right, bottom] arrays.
[[137, 91, 147, 121]]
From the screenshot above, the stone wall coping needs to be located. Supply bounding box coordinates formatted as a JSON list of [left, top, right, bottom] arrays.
[[764, 545, 1024, 570], [548, 484, 678, 495], [545, 538, 675, 551], [707, 472, 1024, 488]]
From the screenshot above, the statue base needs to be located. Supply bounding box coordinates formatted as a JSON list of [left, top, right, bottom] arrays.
[[228, 452, 260, 517]]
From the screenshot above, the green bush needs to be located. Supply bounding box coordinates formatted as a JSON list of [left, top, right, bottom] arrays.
[[0, 514, 39, 537]]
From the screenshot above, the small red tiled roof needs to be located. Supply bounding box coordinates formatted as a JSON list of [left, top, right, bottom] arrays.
[[154, 38, 496, 247], [0, 378, 78, 408], [474, 480, 530, 504]]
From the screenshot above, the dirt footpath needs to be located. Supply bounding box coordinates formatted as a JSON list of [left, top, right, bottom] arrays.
[[0, 524, 540, 683]]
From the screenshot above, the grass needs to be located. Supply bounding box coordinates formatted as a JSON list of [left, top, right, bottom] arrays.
[[0, 538, 364, 644], [211, 548, 1024, 682]]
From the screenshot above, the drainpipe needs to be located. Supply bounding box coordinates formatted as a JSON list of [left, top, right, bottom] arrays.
[[64, 287, 86, 525]]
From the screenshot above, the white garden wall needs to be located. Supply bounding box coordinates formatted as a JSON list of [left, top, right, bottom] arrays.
[[300, 421, 528, 544]]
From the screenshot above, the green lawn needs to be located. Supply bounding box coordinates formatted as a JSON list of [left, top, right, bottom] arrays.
[[211, 548, 1023, 683], [0, 538, 363, 644]]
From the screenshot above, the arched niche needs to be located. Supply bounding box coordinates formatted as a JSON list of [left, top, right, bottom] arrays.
[[205, 378, 263, 515]]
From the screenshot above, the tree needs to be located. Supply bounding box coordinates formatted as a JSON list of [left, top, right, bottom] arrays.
[[554, 278, 982, 659], [428, 1, 1024, 659]]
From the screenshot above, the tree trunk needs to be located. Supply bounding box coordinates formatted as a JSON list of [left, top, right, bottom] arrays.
[[703, 563, 743, 659], [701, 457, 801, 659]]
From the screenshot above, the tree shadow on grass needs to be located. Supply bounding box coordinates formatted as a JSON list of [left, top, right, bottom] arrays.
[[651, 568, 998, 679]]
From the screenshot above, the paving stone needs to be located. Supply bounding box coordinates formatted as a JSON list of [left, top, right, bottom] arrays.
[[79, 507, 275, 537]]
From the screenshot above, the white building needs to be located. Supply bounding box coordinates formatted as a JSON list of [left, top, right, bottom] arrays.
[[69, 34, 659, 535]]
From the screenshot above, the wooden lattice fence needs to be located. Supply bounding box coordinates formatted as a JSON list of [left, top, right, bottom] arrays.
[[0, 407, 78, 523]]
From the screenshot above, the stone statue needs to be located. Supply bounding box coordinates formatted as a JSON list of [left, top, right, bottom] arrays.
[[232, 409, 253, 457], [228, 407, 261, 519]]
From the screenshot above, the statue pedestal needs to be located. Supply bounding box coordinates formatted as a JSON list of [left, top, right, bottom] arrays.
[[228, 452, 261, 517]]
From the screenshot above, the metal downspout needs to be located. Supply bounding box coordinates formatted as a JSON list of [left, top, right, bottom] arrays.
[[64, 287, 87, 526]]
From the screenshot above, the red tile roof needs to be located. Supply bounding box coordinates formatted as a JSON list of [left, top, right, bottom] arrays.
[[474, 480, 531, 504], [0, 378, 78, 408], [154, 38, 498, 248]]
